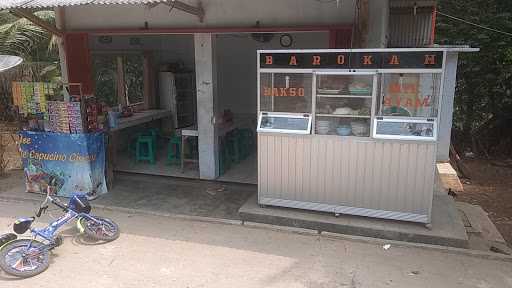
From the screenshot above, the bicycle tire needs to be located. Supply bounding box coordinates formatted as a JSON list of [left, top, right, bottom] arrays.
[[78, 216, 120, 242], [0, 239, 50, 278]]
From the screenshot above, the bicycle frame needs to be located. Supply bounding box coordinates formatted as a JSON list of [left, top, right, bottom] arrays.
[[31, 210, 97, 242], [21, 194, 102, 253]]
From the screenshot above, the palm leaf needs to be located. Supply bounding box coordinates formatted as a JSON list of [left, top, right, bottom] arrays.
[[0, 10, 55, 59]]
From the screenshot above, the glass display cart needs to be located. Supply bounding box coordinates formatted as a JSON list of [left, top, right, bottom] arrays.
[[256, 49, 452, 224]]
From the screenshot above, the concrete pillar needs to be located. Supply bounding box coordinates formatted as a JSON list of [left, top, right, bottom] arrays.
[[194, 33, 218, 180], [367, 0, 389, 48], [437, 52, 459, 161]]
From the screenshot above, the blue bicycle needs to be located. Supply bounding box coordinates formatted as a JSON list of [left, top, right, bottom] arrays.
[[0, 182, 119, 278]]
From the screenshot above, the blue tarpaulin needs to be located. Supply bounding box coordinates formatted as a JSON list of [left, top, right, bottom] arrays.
[[19, 131, 107, 198]]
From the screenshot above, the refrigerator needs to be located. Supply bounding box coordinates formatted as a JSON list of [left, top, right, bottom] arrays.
[[159, 72, 177, 134]]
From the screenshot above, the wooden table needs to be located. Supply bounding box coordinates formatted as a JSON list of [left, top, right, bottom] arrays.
[[110, 109, 172, 132], [107, 109, 172, 188]]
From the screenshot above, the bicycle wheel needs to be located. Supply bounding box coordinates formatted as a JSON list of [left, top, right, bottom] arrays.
[[0, 239, 49, 278], [78, 216, 120, 242]]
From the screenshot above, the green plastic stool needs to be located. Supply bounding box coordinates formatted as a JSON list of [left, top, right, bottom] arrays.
[[238, 128, 254, 159], [167, 135, 181, 165], [136, 136, 155, 164], [219, 137, 232, 175], [130, 128, 158, 155], [185, 137, 199, 159], [226, 130, 241, 164], [147, 128, 159, 151]]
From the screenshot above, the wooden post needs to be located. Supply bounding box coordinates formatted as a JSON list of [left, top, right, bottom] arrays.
[[10, 9, 63, 37], [143, 52, 153, 109], [64, 33, 94, 95], [116, 56, 126, 107]]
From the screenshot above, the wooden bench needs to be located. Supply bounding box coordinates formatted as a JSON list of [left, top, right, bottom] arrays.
[[436, 162, 464, 193]]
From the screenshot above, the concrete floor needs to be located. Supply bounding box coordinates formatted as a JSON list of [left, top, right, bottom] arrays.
[[1, 199, 511, 288], [116, 147, 200, 179], [99, 173, 255, 220], [116, 145, 257, 185], [0, 170, 256, 220], [217, 153, 258, 184]]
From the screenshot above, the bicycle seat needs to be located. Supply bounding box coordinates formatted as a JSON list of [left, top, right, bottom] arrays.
[[13, 217, 35, 234]]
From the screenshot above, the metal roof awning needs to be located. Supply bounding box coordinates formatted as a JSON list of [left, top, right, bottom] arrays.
[[1, 0, 205, 24], [0, 0, 171, 9]]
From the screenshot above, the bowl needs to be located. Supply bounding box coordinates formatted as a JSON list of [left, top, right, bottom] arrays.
[[336, 126, 352, 136], [350, 122, 369, 136]]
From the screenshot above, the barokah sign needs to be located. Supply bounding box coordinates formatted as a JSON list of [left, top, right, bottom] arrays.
[[260, 51, 444, 69]]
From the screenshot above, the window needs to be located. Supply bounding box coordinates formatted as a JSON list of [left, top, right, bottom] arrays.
[[257, 112, 312, 134], [92, 53, 145, 108], [374, 118, 436, 140], [123, 55, 144, 106], [315, 73, 374, 137], [374, 73, 441, 140], [259, 73, 312, 113], [378, 73, 441, 118], [92, 55, 118, 107]]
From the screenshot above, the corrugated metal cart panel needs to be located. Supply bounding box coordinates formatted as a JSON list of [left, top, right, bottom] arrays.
[[258, 133, 437, 223]]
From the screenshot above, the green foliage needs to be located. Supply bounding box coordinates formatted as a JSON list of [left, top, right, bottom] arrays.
[[0, 10, 58, 62], [0, 11, 61, 121], [0, 10, 60, 82], [124, 55, 144, 105], [436, 0, 512, 144], [92, 55, 118, 107]]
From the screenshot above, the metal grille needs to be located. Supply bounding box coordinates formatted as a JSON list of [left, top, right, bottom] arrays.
[[388, 8, 434, 48]]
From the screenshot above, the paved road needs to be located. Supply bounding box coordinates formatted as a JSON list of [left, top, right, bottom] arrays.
[[0, 199, 511, 288]]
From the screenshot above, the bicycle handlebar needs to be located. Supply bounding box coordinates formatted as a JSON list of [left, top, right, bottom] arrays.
[[35, 185, 67, 218], [35, 205, 48, 217]]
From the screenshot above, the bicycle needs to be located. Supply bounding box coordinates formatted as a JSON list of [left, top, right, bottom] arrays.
[[0, 181, 119, 278]]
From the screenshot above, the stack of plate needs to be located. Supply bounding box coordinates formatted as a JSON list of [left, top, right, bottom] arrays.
[[348, 88, 370, 95], [316, 120, 331, 134], [351, 121, 369, 136]]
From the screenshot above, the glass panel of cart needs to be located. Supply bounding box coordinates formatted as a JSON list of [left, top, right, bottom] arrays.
[[315, 74, 374, 137]]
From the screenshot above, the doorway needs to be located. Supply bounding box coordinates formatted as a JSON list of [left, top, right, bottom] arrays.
[[213, 31, 330, 184]]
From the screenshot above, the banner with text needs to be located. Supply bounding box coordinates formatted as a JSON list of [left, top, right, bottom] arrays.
[[20, 131, 107, 198]]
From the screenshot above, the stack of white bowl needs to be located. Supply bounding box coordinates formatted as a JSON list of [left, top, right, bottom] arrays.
[[351, 121, 369, 136], [316, 120, 331, 134]]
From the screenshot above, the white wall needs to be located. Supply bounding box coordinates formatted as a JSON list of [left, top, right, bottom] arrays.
[[63, 0, 355, 30], [215, 32, 329, 116]]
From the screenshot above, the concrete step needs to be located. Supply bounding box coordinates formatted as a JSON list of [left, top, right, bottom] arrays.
[[456, 202, 512, 255], [239, 194, 468, 248]]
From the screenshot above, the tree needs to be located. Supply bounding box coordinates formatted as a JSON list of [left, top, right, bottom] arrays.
[[0, 11, 61, 121], [0, 10, 58, 61], [436, 0, 512, 155]]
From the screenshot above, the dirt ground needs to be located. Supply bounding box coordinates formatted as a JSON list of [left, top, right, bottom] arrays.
[[456, 158, 512, 246]]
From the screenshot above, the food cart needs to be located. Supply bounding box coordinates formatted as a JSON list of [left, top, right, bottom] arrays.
[[256, 48, 475, 224]]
